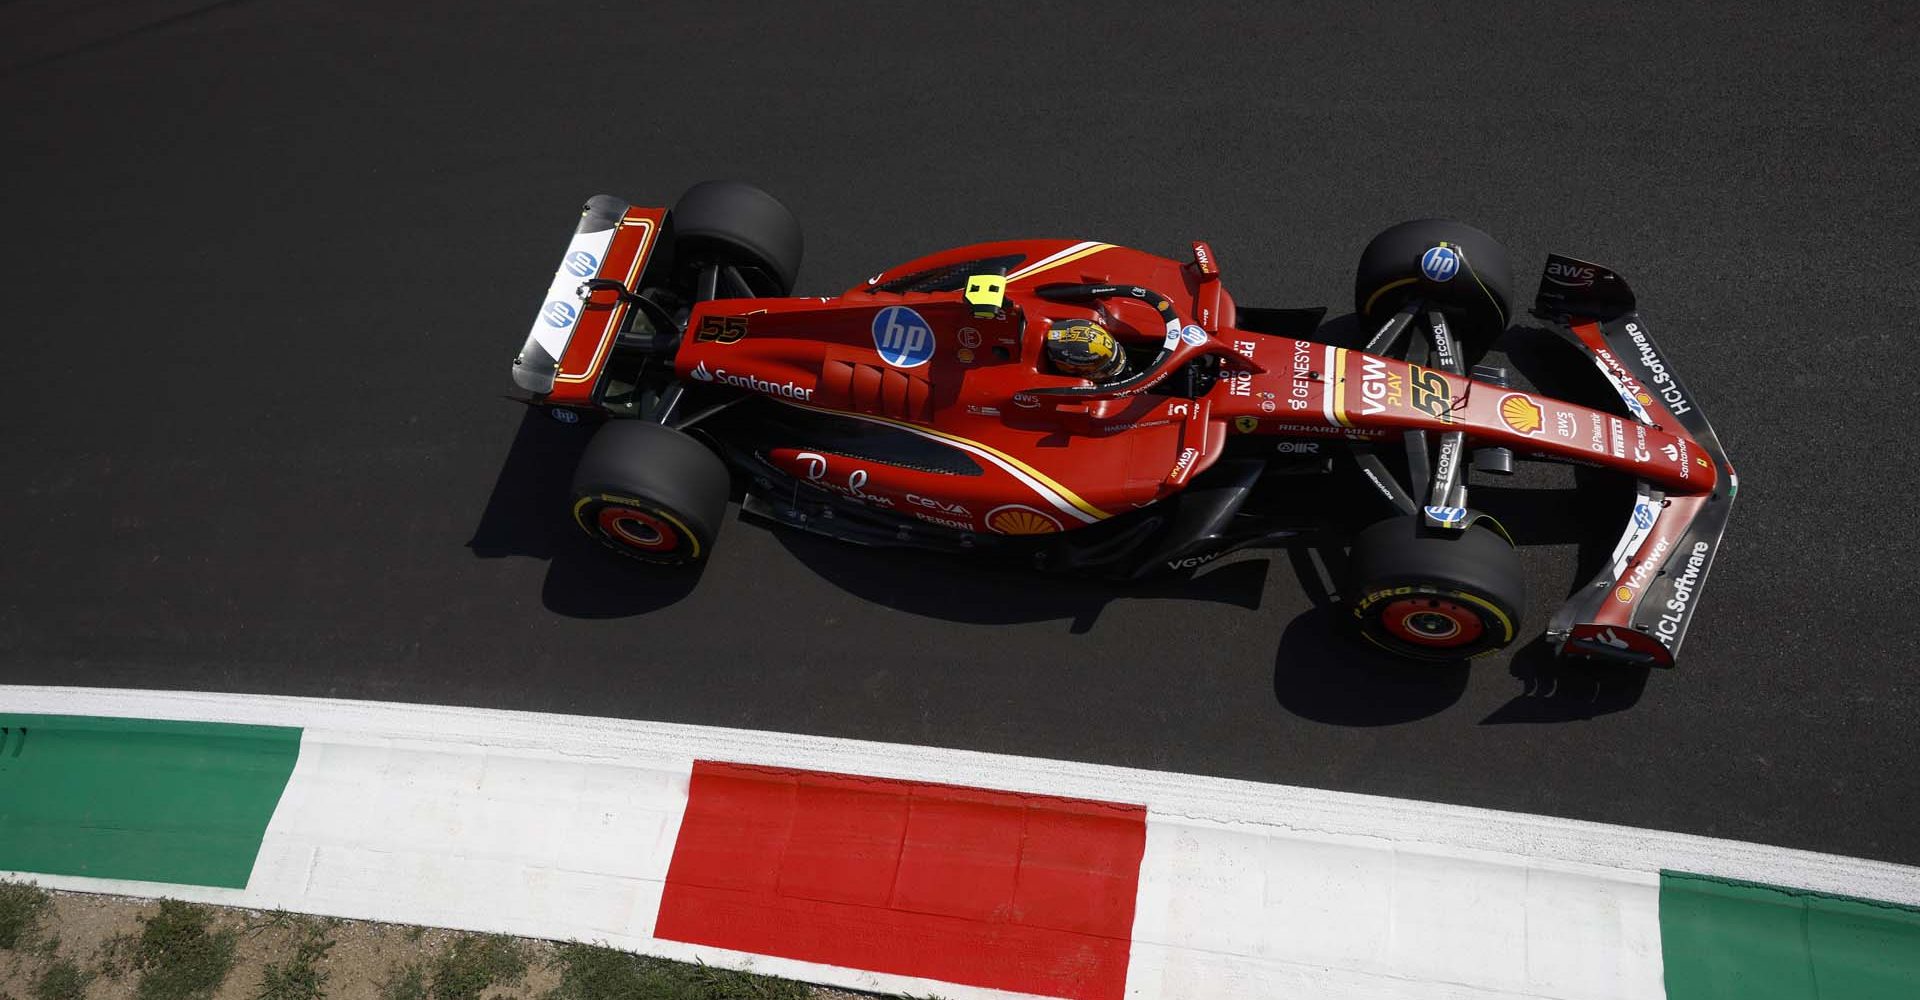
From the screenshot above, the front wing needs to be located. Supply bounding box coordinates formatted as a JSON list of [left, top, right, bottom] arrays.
[[1534, 255, 1739, 667]]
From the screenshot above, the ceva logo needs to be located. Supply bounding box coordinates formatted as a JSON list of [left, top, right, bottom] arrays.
[[872, 306, 935, 368]]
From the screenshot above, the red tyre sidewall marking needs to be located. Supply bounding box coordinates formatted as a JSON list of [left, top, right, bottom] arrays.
[[598, 505, 676, 552], [1380, 595, 1485, 647]]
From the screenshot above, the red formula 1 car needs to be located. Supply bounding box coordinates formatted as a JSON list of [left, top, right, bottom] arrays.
[[509, 182, 1737, 667]]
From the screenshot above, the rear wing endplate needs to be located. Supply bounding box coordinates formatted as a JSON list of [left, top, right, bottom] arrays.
[[512, 195, 669, 403]]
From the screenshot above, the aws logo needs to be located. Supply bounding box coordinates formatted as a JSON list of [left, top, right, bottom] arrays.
[[1546, 261, 1598, 287]]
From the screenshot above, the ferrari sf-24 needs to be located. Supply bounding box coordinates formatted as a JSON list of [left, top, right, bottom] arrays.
[[508, 182, 1736, 667]]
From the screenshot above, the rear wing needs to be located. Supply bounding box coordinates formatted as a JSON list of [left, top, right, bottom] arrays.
[[512, 195, 670, 403], [1533, 255, 1739, 668]]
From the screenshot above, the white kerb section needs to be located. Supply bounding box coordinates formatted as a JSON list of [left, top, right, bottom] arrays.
[[1129, 821, 1660, 999]]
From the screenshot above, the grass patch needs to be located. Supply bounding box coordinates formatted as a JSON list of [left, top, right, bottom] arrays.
[[429, 934, 529, 1000], [545, 943, 811, 1000], [252, 914, 335, 1000], [0, 880, 52, 950], [132, 900, 239, 1000], [379, 962, 427, 1000], [30, 958, 92, 1000], [93, 930, 138, 980]]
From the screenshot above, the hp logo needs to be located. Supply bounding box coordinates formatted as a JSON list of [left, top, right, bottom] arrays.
[[1632, 503, 1655, 530], [563, 250, 599, 278], [872, 305, 935, 368], [1420, 246, 1460, 282], [1423, 505, 1467, 526], [541, 300, 577, 328]]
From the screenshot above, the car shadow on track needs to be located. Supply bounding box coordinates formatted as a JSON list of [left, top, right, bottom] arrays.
[[1271, 603, 1471, 726], [766, 528, 1272, 632], [1483, 638, 1651, 723], [467, 407, 701, 618]]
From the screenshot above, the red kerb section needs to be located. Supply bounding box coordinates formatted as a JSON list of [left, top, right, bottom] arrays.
[[656, 761, 1148, 1000]]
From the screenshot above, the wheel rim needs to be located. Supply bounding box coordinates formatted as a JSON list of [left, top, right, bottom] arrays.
[[1379, 597, 1485, 648], [598, 507, 676, 552]]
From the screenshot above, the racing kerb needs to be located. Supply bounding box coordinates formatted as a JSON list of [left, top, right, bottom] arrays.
[[2, 686, 1917, 1000]]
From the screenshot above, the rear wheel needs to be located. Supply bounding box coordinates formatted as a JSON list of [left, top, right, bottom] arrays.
[[570, 421, 730, 566], [1354, 219, 1514, 356], [1345, 514, 1525, 661], [671, 181, 803, 297]]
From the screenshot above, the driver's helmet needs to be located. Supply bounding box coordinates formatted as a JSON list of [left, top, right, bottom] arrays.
[[1045, 319, 1127, 381]]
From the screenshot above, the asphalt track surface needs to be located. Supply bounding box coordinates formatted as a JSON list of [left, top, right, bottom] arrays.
[[4, 3, 1918, 865]]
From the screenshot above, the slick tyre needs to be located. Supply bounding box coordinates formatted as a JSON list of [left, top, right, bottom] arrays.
[[1345, 515, 1525, 661], [671, 180, 804, 297], [570, 421, 730, 566], [1355, 219, 1514, 355]]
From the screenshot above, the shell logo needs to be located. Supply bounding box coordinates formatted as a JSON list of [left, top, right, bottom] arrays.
[[1615, 586, 1635, 603], [985, 504, 1063, 535], [1498, 393, 1545, 435]]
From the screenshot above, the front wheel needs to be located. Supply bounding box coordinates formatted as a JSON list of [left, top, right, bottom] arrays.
[[570, 421, 731, 565], [1354, 218, 1514, 357], [1344, 515, 1525, 661]]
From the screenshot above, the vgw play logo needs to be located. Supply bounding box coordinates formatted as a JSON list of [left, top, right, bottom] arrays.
[[872, 306, 935, 369]]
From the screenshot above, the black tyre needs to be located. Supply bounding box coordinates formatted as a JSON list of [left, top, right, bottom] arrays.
[[671, 180, 803, 296], [1345, 515, 1525, 661], [570, 421, 731, 566], [1354, 219, 1514, 354]]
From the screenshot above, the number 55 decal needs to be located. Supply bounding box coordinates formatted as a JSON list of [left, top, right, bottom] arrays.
[[1409, 365, 1454, 423], [695, 315, 750, 344]]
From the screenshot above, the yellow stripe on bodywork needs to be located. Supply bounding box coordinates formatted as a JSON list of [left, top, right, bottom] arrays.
[[1332, 348, 1352, 426]]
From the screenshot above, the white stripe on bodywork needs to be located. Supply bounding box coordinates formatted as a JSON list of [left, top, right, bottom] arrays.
[[1004, 240, 1103, 282]]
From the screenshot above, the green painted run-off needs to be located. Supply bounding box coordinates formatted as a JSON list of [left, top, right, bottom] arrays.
[[0, 714, 300, 888], [1662, 871, 1920, 998]]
